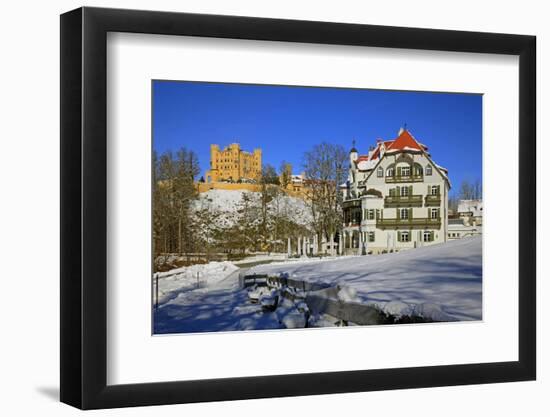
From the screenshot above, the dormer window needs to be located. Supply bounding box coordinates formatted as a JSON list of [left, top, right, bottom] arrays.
[[377, 166, 384, 177], [426, 165, 433, 176]]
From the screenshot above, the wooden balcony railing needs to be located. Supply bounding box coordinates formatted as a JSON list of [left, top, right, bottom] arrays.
[[384, 195, 423, 208], [342, 199, 361, 208], [425, 194, 442, 206], [376, 217, 441, 229], [385, 175, 423, 183]]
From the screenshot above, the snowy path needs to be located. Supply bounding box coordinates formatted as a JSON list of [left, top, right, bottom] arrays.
[[154, 268, 284, 334]]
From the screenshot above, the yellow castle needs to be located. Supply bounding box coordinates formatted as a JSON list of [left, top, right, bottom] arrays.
[[205, 143, 262, 183]]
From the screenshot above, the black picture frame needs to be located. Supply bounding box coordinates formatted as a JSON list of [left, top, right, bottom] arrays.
[[60, 6, 536, 410]]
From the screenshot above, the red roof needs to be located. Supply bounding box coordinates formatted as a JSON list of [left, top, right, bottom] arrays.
[[386, 130, 423, 152], [356, 155, 369, 162], [368, 129, 428, 160]]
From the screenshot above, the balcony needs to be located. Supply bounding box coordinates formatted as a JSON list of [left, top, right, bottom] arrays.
[[343, 192, 360, 202], [376, 217, 441, 229], [385, 175, 423, 184], [342, 199, 361, 209], [384, 195, 423, 208], [425, 194, 441, 206]]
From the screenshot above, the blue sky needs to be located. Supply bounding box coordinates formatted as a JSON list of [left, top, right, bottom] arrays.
[[153, 80, 482, 193]]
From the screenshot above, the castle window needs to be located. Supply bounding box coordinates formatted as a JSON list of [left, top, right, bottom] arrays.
[[400, 208, 409, 220], [426, 165, 433, 175], [386, 167, 394, 177], [367, 209, 375, 220], [401, 166, 410, 176], [400, 186, 409, 197], [377, 166, 384, 177], [430, 208, 439, 219]]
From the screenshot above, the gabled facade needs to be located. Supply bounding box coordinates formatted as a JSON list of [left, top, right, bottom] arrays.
[[341, 128, 450, 254]]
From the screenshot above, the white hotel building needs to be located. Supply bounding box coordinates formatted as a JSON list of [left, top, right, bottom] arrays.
[[341, 128, 450, 255]]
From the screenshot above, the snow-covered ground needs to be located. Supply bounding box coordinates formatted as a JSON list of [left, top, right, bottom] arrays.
[[250, 236, 482, 321], [154, 236, 482, 334], [232, 253, 288, 265], [192, 189, 313, 228], [154, 261, 290, 334], [155, 261, 239, 305]]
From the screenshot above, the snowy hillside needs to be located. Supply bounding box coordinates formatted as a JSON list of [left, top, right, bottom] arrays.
[[250, 236, 482, 321], [192, 189, 313, 228]]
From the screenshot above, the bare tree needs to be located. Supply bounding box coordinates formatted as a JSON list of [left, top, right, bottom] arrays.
[[152, 147, 200, 268], [458, 178, 482, 200], [258, 164, 281, 251], [302, 142, 347, 250], [473, 178, 482, 200], [261, 164, 279, 185]]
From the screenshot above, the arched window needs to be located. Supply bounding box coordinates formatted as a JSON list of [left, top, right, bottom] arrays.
[[386, 167, 394, 177], [377, 166, 384, 177], [426, 165, 433, 176]]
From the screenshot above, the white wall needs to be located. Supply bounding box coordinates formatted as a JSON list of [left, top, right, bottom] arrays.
[[0, 1, 545, 416]]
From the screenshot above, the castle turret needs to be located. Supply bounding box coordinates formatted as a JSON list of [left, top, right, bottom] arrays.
[[349, 140, 358, 196], [349, 139, 358, 166]]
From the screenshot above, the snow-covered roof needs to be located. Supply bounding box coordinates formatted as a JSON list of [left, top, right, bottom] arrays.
[[434, 164, 451, 186], [356, 159, 378, 171]]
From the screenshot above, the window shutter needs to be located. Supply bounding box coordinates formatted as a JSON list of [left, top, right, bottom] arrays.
[[409, 208, 413, 219], [396, 186, 400, 196], [397, 231, 401, 241], [397, 167, 402, 176], [430, 231, 434, 242], [390, 188, 395, 197], [409, 185, 413, 195]]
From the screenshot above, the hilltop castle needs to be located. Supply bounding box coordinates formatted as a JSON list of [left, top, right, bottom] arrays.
[[205, 143, 262, 183]]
